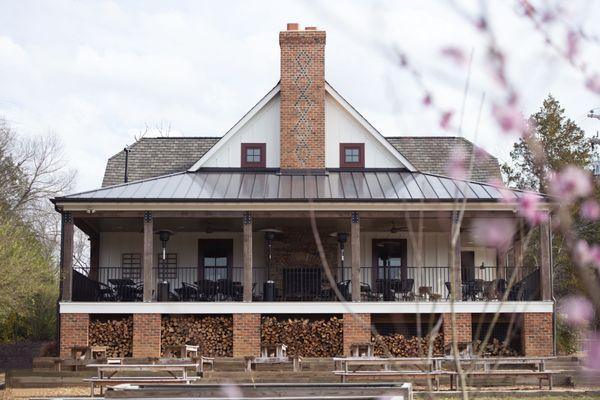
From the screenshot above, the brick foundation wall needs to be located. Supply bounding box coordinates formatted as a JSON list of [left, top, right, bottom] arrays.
[[442, 313, 472, 347], [343, 313, 371, 355], [132, 314, 161, 358], [59, 313, 89, 358], [233, 313, 260, 357], [279, 25, 326, 170], [522, 313, 553, 356]]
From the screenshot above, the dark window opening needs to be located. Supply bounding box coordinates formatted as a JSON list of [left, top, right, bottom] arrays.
[[340, 143, 365, 168], [241, 143, 266, 168], [199, 239, 233, 281]]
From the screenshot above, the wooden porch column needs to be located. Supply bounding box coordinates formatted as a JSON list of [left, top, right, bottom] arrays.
[[513, 227, 524, 281], [243, 212, 253, 302], [143, 211, 154, 302], [61, 212, 74, 301], [89, 234, 100, 281], [450, 211, 461, 301], [496, 251, 507, 280], [539, 215, 552, 301], [351, 212, 361, 302]]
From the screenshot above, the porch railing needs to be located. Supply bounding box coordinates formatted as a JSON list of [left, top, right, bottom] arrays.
[[72, 265, 540, 302]]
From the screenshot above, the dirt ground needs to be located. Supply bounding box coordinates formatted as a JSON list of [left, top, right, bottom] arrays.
[[0, 386, 90, 399]]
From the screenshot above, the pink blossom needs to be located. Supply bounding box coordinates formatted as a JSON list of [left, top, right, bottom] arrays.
[[586, 75, 600, 95], [447, 148, 467, 180], [517, 192, 548, 225], [492, 102, 527, 136], [584, 332, 600, 371], [440, 111, 453, 130], [488, 178, 515, 203], [560, 296, 594, 327], [566, 30, 580, 61], [550, 166, 593, 202], [573, 240, 600, 268], [581, 199, 600, 221], [440, 47, 466, 66], [220, 383, 242, 398], [470, 218, 516, 252], [422, 93, 432, 106], [475, 17, 487, 31]]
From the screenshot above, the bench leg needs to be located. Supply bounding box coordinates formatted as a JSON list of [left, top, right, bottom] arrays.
[[549, 375, 553, 390], [90, 382, 94, 398]]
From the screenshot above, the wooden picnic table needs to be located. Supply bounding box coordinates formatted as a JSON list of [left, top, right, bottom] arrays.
[[86, 362, 200, 397]]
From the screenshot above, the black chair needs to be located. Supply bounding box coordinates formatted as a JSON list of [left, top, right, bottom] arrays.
[[445, 281, 452, 300], [397, 278, 414, 300], [96, 281, 115, 301], [195, 280, 217, 301], [496, 278, 507, 298], [175, 282, 199, 301], [336, 280, 351, 301], [360, 282, 378, 301]]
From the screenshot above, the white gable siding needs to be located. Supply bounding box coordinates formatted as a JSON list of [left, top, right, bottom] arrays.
[[325, 93, 404, 169], [201, 95, 281, 168]]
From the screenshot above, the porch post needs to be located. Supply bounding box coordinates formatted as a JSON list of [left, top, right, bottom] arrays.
[[450, 211, 461, 301], [143, 211, 154, 302], [539, 214, 552, 300], [61, 212, 74, 301], [89, 234, 100, 281], [243, 212, 253, 302], [351, 212, 361, 302], [496, 251, 507, 280], [513, 227, 524, 280]]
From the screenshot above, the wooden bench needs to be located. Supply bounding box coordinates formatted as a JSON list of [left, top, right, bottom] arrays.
[[83, 376, 199, 397], [332, 370, 451, 389], [245, 355, 303, 372], [449, 369, 564, 390]]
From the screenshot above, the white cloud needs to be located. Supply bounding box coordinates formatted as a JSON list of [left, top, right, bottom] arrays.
[[0, 0, 599, 191]]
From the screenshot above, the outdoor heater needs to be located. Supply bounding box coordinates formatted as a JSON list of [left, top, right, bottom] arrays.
[[261, 228, 282, 301], [156, 229, 173, 302]]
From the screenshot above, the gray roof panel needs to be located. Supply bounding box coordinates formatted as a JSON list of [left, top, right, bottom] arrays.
[[58, 171, 533, 204]]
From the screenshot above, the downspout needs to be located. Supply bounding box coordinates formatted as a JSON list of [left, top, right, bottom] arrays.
[[56, 209, 65, 353], [550, 214, 557, 356], [123, 147, 131, 183]]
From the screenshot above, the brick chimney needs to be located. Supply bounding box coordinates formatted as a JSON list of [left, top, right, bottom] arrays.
[[279, 23, 326, 171]]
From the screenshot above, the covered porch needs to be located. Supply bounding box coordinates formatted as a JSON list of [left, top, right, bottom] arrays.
[[61, 209, 550, 304]]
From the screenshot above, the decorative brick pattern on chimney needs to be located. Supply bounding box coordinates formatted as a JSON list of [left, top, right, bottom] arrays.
[[343, 313, 371, 355], [442, 313, 472, 347], [132, 314, 161, 358], [233, 313, 261, 357], [279, 24, 326, 170], [60, 313, 89, 358], [522, 313, 553, 356]]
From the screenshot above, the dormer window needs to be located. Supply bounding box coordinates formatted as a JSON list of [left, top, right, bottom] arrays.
[[241, 143, 266, 168], [340, 143, 364, 169]]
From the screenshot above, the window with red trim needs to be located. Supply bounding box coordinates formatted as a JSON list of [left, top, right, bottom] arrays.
[[241, 143, 266, 168], [340, 143, 365, 169]]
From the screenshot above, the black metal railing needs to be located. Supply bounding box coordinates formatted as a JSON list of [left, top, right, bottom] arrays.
[[72, 265, 540, 302]]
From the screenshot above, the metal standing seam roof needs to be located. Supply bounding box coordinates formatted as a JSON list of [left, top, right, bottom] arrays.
[[56, 171, 525, 203]]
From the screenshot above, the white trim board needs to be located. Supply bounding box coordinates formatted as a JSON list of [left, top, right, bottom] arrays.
[[60, 301, 554, 315]]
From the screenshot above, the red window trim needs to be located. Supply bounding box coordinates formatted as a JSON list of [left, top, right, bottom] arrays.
[[339, 143, 365, 169], [241, 143, 266, 168]]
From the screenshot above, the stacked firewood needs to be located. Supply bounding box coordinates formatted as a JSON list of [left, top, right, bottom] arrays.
[[161, 315, 233, 357], [261, 316, 343, 357], [472, 338, 518, 357], [89, 316, 133, 357], [372, 333, 444, 357]]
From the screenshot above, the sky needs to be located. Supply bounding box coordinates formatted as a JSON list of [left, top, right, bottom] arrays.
[[1, 0, 599, 192]]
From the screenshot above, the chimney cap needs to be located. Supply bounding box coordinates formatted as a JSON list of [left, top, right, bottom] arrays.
[[305, 26, 317, 30], [286, 23, 299, 31]]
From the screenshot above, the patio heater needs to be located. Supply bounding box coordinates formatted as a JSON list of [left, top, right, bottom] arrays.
[[377, 241, 397, 301], [261, 228, 282, 301], [156, 229, 173, 302]]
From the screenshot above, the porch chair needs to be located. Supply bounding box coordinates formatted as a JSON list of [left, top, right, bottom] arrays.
[[175, 282, 199, 301], [397, 278, 414, 301]]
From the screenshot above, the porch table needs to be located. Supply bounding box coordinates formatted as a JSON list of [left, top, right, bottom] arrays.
[[87, 362, 199, 381]]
